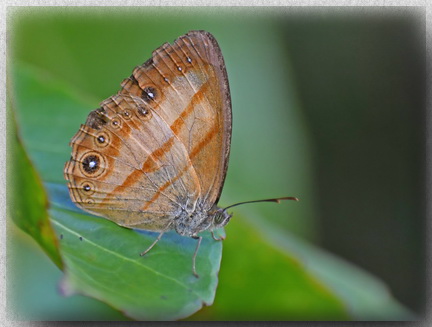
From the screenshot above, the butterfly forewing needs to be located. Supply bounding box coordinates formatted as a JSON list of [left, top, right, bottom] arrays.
[[120, 31, 232, 207], [64, 30, 231, 231]]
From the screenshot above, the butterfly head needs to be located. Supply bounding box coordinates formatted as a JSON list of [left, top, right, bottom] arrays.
[[209, 197, 300, 231], [211, 209, 232, 229]]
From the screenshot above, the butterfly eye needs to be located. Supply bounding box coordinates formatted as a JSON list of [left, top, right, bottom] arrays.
[[214, 213, 224, 225]]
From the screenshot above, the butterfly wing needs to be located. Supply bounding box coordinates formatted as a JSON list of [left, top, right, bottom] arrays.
[[120, 30, 232, 209], [64, 30, 231, 231], [64, 94, 201, 231]]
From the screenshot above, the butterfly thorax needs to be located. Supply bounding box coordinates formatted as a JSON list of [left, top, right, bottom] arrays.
[[173, 203, 231, 237]]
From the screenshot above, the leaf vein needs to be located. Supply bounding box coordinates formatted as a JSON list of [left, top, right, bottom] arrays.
[[50, 218, 202, 299]]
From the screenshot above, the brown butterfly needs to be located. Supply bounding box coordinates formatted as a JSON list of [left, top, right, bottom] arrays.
[[64, 30, 298, 277]]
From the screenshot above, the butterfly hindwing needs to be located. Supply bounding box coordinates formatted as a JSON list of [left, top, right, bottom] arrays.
[[65, 94, 202, 230]]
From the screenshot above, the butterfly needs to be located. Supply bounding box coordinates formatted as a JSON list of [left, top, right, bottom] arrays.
[[64, 30, 298, 277]]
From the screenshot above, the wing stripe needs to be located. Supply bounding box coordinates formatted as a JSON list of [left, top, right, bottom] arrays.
[[190, 122, 218, 160], [133, 62, 195, 196], [103, 78, 208, 209], [142, 167, 184, 210], [142, 121, 218, 211], [139, 80, 209, 169], [170, 81, 210, 136]]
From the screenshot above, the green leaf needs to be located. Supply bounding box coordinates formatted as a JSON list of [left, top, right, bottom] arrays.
[[10, 63, 223, 321], [48, 183, 222, 320], [7, 223, 132, 321], [7, 93, 63, 268]]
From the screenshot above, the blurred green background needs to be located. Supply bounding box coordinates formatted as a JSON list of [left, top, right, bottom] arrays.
[[7, 6, 425, 320]]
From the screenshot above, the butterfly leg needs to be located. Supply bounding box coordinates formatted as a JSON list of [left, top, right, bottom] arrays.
[[211, 231, 226, 241], [140, 232, 164, 256], [191, 235, 202, 278]]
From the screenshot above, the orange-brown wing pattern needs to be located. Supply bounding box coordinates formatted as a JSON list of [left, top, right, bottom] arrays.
[[120, 31, 231, 209], [64, 30, 231, 231], [64, 94, 201, 231]]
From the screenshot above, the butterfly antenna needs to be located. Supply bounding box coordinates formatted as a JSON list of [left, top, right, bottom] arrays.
[[223, 196, 299, 210]]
